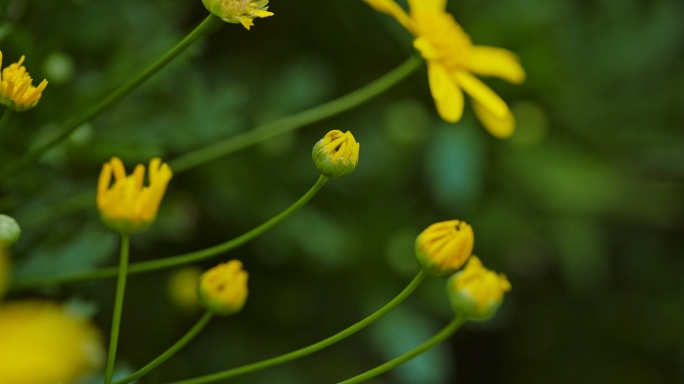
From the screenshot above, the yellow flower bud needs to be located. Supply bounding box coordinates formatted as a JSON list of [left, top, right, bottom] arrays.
[[97, 157, 172, 235], [415, 220, 474, 277], [0, 51, 48, 112], [0, 214, 20, 248], [202, 0, 274, 30], [312, 130, 360, 179], [0, 300, 104, 383], [447, 256, 511, 320], [0, 248, 9, 300], [198, 260, 248, 316], [168, 267, 203, 312]]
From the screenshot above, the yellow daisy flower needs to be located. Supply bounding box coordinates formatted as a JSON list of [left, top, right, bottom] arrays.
[[364, 0, 526, 138], [0, 51, 48, 112]]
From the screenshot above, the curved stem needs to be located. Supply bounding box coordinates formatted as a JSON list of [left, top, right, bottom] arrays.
[[10, 176, 329, 290], [168, 270, 429, 384], [104, 235, 131, 384], [11, 56, 422, 228], [0, 108, 12, 136], [337, 316, 466, 384], [0, 15, 223, 182], [170, 55, 422, 172], [114, 310, 214, 384]]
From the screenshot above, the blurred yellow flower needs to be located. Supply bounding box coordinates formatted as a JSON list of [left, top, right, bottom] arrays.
[[415, 220, 474, 277], [169, 266, 203, 312], [447, 256, 511, 320], [363, 0, 525, 138], [0, 248, 9, 300], [312, 130, 360, 179], [0, 300, 104, 384], [202, 0, 274, 30], [97, 157, 172, 234], [0, 52, 48, 112], [199, 260, 248, 316]]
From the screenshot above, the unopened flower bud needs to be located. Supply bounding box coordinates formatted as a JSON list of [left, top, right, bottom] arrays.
[[447, 256, 511, 320], [202, 0, 274, 30], [0, 214, 20, 248], [415, 220, 474, 277], [198, 260, 248, 316], [312, 130, 360, 179]]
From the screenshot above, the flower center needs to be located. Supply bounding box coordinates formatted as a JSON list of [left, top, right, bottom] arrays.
[[414, 12, 473, 70]]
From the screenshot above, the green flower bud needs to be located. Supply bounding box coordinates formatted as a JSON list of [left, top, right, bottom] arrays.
[[415, 220, 474, 277], [447, 256, 511, 321], [0, 214, 21, 248], [198, 260, 248, 316], [202, 0, 274, 30], [312, 130, 360, 179]]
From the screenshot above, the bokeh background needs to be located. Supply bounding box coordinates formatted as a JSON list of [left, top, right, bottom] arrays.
[[2, 0, 684, 383]]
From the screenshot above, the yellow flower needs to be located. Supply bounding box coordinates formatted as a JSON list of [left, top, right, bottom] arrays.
[[168, 267, 203, 312], [202, 0, 274, 30], [363, 0, 525, 138], [0, 52, 48, 112], [199, 260, 249, 316], [415, 220, 474, 277], [0, 249, 9, 300], [0, 300, 104, 384], [97, 157, 172, 234], [447, 256, 511, 320], [312, 130, 360, 179]]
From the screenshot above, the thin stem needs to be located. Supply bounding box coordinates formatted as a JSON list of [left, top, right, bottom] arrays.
[[337, 316, 466, 384], [0, 15, 223, 182], [169, 270, 429, 384], [11, 56, 422, 228], [104, 234, 131, 384], [170, 55, 423, 173], [0, 108, 12, 136], [11, 176, 329, 290], [114, 311, 214, 384]]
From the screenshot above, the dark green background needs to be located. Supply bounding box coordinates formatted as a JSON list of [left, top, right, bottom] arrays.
[[2, 0, 684, 383]]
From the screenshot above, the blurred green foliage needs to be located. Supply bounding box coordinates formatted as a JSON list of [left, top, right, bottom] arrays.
[[2, 0, 684, 383]]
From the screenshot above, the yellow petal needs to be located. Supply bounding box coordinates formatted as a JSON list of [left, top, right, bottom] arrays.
[[454, 71, 507, 119], [408, 0, 446, 14], [467, 46, 526, 84], [428, 63, 464, 123], [251, 10, 274, 18], [413, 38, 440, 60], [363, 0, 416, 33], [239, 17, 254, 30], [472, 99, 515, 139]]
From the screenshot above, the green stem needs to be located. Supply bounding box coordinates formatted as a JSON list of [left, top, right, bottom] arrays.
[[114, 311, 214, 384], [337, 316, 466, 384], [11, 56, 422, 228], [168, 270, 428, 384], [0, 108, 12, 136], [170, 55, 423, 173], [0, 15, 223, 182], [104, 234, 131, 384], [11, 176, 328, 290]]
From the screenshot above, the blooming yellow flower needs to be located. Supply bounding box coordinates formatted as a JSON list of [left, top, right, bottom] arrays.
[[363, 0, 525, 138], [447, 256, 511, 320], [312, 130, 360, 179], [198, 260, 248, 316], [415, 220, 474, 277], [202, 0, 274, 30], [0, 52, 48, 112], [97, 157, 172, 234], [0, 300, 104, 384], [168, 266, 203, 312]]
